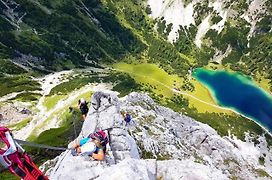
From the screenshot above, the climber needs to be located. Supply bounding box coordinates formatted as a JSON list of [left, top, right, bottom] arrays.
[[70, 130, 108, 161], [122, 112, 132, 126], [78, 98, 89, 120], [0, 126, 48, 180]]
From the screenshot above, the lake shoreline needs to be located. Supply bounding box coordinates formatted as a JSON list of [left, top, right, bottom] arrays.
[[193, 68, 272, 137]]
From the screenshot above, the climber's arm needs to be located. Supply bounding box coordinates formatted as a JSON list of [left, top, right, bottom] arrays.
[[91, 149, 104, 161]]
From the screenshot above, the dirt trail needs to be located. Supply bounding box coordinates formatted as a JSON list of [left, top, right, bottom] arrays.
[[15, 79, 112, 140], [14, 71, 72, 139]]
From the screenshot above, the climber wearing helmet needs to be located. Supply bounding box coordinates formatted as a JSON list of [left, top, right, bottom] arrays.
[[78, 98, 89, 120], [122, 112, 132, 126], [71, 130, 108, 161]]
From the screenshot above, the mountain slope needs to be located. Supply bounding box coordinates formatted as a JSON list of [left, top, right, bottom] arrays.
[[0, 1, 271, 178], [44, 91, 272, 179], [146, 0, 272, 87], [0, 0, 145, 71], [1, 0, 270, 94]]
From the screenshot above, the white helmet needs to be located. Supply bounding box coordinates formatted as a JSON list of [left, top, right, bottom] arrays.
[[79, 98, 86, 104]]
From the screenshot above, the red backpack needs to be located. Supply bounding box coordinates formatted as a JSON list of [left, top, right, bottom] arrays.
[[0, 126, 48, 180]]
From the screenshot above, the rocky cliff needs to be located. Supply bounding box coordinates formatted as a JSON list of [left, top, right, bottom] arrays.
[[42, 91, 272, 180]]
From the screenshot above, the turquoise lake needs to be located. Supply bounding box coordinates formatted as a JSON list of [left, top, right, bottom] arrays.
[[193, 68, 272, 131]]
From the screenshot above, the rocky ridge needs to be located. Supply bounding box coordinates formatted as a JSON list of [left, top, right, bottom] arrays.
[[147, 0, 269, 44], [43, 91, 272, 180]]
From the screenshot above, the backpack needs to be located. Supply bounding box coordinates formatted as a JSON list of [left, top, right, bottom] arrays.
[[0, 126, 48, 179], [124, 113, 131, 123], [89, 130, 109, 148], [79, 103, 89, 115]]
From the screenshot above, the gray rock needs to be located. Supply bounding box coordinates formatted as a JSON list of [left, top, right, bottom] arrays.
[[46, 92, 272, 180]]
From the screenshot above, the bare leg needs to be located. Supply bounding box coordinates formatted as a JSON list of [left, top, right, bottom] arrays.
[[72, 138, 80, 149], [82, 114, 86, 121], [76, 147, 81, 154]]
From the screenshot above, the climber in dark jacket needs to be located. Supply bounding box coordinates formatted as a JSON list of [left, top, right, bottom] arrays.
[[122, 112, 132, 126], [78, 98, 89, 120]]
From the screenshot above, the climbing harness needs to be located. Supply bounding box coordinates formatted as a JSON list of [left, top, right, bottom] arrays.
[[0, 126, 49, 180]]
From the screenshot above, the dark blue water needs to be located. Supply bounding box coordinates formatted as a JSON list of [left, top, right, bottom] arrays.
[[193, 68, 272, 131]]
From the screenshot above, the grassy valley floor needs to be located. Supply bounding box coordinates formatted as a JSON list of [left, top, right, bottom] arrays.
[[111, 62, 270, 142], [112, 62, 232, 114]]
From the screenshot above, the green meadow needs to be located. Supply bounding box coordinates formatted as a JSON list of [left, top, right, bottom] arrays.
[[8, 117, 32, 131], [28, 90, 92, 140], [112, 63, 269, 141], [113, 63, 182, 97], [112, 62, 231, 114], [43, 95, 66, 110]]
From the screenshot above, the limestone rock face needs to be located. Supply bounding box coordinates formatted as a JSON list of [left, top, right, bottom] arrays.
[[48, 91, 141, 179], [45, 91, 272, 180]]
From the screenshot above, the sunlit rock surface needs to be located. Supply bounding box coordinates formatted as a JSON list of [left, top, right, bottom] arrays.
[[44, 91, 272, 179]]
